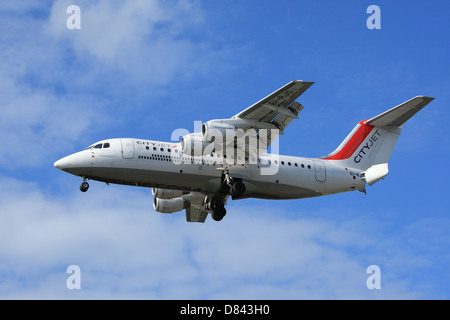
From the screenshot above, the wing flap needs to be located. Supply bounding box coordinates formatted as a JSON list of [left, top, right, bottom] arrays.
[[272, 101, 304, 131], [233, 80, 314, 121]]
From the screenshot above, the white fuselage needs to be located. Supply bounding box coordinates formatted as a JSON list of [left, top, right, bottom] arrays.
[[54, 138, 366, 200]]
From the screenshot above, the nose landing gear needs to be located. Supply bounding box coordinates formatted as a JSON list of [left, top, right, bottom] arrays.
[[80, 178, 89, 192]]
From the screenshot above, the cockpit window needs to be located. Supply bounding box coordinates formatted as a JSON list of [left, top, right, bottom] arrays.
[[85, 142, 111, 150]]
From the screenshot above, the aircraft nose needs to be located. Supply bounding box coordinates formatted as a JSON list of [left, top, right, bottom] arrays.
[[54, 157, 71, 170]]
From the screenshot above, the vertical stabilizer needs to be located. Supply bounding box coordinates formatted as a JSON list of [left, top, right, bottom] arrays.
[[322, 96, 434, 183]]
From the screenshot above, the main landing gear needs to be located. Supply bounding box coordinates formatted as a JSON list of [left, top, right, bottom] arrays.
[[223, 167, 246, 199], [206, 168, 247, 222], [212, 201, 227, 222], [79, 178, 89, 192], [204, 196, 227, 222]]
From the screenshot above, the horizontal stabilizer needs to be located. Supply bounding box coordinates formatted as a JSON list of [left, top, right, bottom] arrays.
[[366, 96, 434, 127], [365, 163, 389, 186]]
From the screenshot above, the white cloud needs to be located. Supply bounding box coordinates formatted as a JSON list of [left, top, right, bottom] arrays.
[[0, 0, 46, 13], [46, 0, 205, 85], [0, 68, 107, 168], [0, 177, 441, 299], [0, 0, 244, 168], [0, 0, 210, 168]]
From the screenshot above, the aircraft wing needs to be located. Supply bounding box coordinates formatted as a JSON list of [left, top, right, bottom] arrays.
[[181, 80, 313, 158], [232, 80, 314, 150], [232, 80, 313, 129]]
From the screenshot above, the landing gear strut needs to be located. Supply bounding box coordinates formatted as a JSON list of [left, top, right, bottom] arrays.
[[80, 178, 89, 192], [223, 167, 246, 198]]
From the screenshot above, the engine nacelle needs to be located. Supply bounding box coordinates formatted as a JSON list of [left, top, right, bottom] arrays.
[[202, 121, 237, 142], [153, 197, 186, 214], [152, 188, 185, 199], [180, 133, 209, 156]]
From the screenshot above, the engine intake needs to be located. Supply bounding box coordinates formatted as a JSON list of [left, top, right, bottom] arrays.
[[202, 121, 236, 142], [180, 133, 209, 156], [152, 188, 185, 199], [153, 197, 186, 214]]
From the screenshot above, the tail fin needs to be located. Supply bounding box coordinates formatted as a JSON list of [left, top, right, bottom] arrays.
[[322, 96, 434, 184]]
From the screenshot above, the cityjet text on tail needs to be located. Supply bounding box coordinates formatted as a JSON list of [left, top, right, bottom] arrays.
[[54, 81, 434, 222]]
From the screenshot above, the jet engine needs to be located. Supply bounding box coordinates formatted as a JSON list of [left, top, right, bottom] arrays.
[[180, 133, 209, 156], [201, 121, 237, 142], [153, 197, 186, 214], [152, 188, 185, 199]]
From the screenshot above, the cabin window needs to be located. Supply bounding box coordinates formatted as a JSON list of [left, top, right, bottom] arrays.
[[308, 165, 311, 169], [295, 163, 298, 167], [288, 162, 291, 166], [153, 147, 157, 151], [281, 161, 285, 165]]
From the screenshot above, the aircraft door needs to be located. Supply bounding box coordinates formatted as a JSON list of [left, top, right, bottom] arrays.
[[313, 160, 326, 182], [121, 139, 135, 159]]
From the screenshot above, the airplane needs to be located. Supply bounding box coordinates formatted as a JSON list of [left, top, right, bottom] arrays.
[[54, 80, 434, 223]]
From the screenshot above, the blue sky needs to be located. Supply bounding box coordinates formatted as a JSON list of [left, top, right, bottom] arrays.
[[0, 0, 449, 299]]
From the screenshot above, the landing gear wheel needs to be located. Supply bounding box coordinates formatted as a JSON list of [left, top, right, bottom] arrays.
[[231, 181, 246, 198], [80, 181, 89, 192], [212, 207, 227, 222]]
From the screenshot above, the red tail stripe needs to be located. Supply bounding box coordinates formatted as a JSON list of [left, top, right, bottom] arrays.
[[323, 121, 373, 160]]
